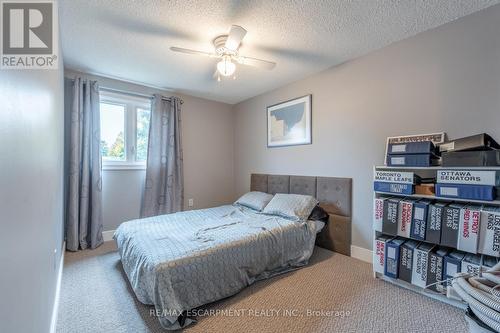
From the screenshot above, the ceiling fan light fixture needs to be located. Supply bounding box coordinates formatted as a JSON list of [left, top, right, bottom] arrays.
[[217, 56, 236, 77], [170, 25, 276, 81]]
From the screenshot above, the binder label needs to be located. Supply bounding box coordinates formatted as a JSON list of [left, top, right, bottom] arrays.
[[487, 213, 500, 253], [387, 247, 396, 259], [373, 238, 387, 274], [462, 262, 480, 275], [398, 201, 413, 237], [440, 187, 458, 197], [414, 207, 425, 220], [412, 248, 430, 287], [478, 209, 500, 256], [458, 207, 481, 253], [391, 144, 406, 153], [429, 207, 442, 231], [446, 209, 459, 229], [446, 262, 458, 276], [374, 171, 415, 184], [390, 157, 405, 165], [376, 241, 385, 266], [437, 170, 500, 186], [442, 206, 462, 248], [373, 198, 384, 231]]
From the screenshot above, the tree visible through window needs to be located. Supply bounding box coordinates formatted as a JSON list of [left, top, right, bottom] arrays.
[[100, 103, 126, 161], [99, 91, 151, 167]]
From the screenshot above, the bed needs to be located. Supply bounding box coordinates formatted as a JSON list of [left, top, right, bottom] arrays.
[[114, 174, 352, 329]]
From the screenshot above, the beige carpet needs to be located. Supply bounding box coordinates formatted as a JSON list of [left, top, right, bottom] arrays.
[[57, 242, 468, 333]]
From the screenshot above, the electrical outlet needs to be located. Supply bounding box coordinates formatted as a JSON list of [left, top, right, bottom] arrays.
[[188, 198, 194, 207]]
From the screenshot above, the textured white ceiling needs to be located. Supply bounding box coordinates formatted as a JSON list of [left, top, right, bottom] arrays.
[[59, 0, 499, 104]]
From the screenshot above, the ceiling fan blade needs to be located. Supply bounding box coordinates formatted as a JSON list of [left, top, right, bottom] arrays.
[[236, 56, 276, 70], [225, 25, 247, 51], [170, 47, 218, 58]]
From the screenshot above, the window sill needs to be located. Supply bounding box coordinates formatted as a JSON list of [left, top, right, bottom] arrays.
[[103, 163, 146, 171]]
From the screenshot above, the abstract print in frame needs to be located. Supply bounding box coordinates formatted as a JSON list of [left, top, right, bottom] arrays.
[[267, 95, 312, 147]]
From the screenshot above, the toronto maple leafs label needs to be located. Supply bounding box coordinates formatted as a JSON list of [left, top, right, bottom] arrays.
[[374, 171, 415, 184]]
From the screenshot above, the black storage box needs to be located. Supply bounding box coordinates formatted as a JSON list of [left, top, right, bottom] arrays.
[[440, 133, 500, 152], [442, 150, 500, 167], [398, 240, 419, 283], [426, 247, 450, 293]]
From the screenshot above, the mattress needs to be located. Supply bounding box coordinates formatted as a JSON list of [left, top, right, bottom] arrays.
[[114, 204, 318, 329]]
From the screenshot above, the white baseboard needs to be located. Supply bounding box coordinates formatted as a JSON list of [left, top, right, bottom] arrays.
[[351, 245, 372, 264], [50, 241, 65, 333], [102, 230, 116, 242]]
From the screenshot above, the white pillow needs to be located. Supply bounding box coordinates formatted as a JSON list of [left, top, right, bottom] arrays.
[[262, 193, 319, 221], [234, 191, 273, 211]]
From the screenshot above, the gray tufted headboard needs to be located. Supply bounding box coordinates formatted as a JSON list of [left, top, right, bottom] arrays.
[[250, 174, 352, 256]]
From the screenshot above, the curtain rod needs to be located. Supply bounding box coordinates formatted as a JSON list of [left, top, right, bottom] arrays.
[[99, 86, 183, 104]]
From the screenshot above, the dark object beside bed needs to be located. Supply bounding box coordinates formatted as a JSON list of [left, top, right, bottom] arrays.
[[309, 205, 329, 222]]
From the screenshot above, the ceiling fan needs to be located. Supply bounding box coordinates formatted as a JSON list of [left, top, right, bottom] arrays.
[[170, 25, 276, 81]]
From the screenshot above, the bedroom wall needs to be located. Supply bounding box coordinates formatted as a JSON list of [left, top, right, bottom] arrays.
[[64, 70, 235, 231], [233, 5, 500, 252], [0, 50, 64, 332]]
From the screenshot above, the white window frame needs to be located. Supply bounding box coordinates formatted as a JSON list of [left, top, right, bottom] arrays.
[[99, 90, 151, 170]]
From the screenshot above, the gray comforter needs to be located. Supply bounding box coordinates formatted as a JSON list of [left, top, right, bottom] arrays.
[[114, 205, 318, 329]]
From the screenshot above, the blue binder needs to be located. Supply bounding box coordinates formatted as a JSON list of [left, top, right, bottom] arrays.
[[374, 181, 413, 195], [388, 141, 435, 155], [443, 251, 466, 286], [386, 154, 435, 167], [384, 238, 406, 278], [410, 200, 431, 240], [436, 183, 496, 201]]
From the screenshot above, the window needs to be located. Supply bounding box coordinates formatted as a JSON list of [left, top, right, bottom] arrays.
[[99, 91, 151, 169], [100, 103, 126, 161]]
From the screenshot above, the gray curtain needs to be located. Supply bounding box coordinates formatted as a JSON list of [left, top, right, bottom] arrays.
[[141, 95, 184, 217], [66, 78, 103, 251]]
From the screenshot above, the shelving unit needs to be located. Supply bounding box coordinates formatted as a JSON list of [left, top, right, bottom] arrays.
[[373, 164, 500, 309], [374, 191, 500, 205], [377, 275, 468, 310], [376, 165, 500, 171]]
